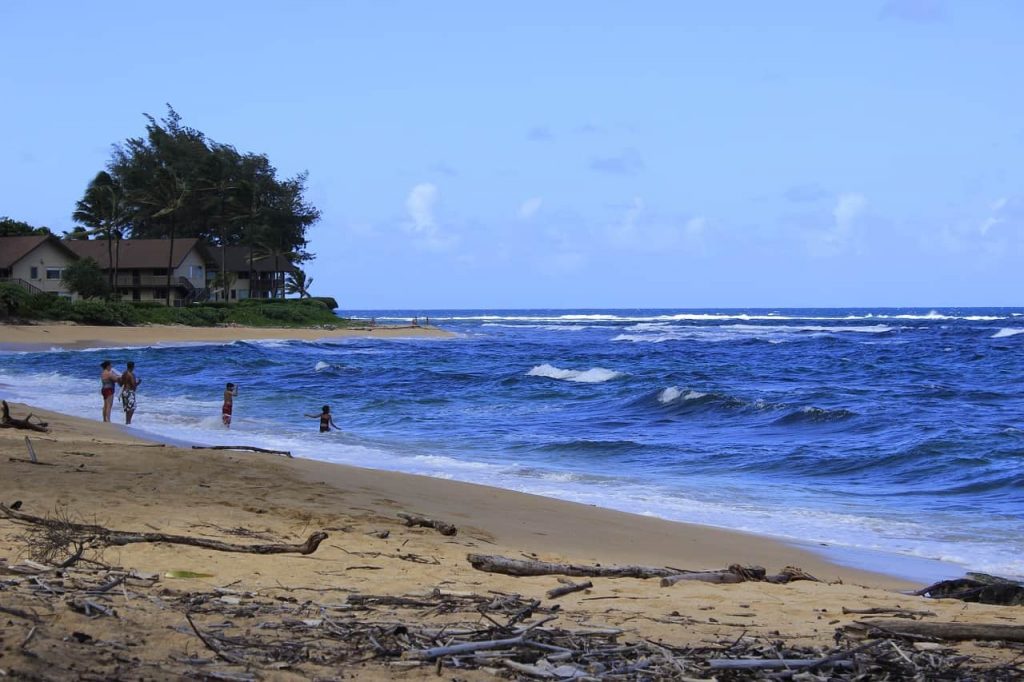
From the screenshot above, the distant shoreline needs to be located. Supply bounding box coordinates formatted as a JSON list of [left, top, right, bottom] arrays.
[[0, 322, 454, 350]]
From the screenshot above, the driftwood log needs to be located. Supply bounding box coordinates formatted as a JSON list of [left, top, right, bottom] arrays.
[[0, 503, 326, 555], [192, 444, 292, 458], [467, 553, 678, 579], [1, 400, 49, 432], [846, 620, 1024, 643], [915, 573, 1024, 606], [399, 513, 457, 536]]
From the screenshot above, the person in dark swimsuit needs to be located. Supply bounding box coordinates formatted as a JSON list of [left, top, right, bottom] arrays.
[[306, 405, 339, 432], [100, 360, 121, 423]]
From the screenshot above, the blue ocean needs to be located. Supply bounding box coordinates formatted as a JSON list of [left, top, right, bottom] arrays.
[[2, 308, 1022, 581]]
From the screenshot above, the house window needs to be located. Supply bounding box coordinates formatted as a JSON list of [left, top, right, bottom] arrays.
[[230, 290, 237, 300], [30, 266, 39, 279], [237, 271, 249, 280], [190, 265, 203, 278], [154, 288, 167, 300], [152, 268, 168, 276], [46, 268, 63, 280]]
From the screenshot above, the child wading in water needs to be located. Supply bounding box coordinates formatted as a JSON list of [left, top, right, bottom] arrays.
[[306, 405, 339, 432], [222, 383, 238, 427]]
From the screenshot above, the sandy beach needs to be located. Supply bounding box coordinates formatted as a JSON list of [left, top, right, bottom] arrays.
[[1, 325, 1021, 679], [0, 322, 452, 350], [2, 403, 1021, 679]]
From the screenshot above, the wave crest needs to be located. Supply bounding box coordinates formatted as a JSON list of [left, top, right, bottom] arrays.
[[527, 364, 622, 383]]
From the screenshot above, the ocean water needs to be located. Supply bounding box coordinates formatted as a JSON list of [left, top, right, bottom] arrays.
[[1, 308, 1022, 582]]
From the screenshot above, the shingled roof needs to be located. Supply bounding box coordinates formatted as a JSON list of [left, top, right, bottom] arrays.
[[65, 238, 210, 269], [0, 235, 79, 270]]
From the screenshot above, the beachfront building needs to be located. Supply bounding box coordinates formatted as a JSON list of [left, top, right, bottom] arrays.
[[204, 245, 297, 302], [0, 235, 80, 299], [65, 238, 212, 306]]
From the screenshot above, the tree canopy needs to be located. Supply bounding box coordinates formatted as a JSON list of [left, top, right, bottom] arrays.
[[77, 106, 320, 262], [0, 217, 51, 237]]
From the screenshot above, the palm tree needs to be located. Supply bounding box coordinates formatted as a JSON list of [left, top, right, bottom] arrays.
[[134, 168, 190, 306], [285, 269, 313, 298], [72, 172, 127, 296]]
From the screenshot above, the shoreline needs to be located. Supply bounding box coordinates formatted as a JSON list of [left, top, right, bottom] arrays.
[[3, 401, 1020, 678], [0, 321, 454, 350]]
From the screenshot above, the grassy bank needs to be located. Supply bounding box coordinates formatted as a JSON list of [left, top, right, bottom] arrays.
[[0, 285, 348, 328]]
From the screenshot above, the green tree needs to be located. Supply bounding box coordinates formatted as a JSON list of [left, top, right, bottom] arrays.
[[0, 217, 50, 236], [61, 258, 110, 300]]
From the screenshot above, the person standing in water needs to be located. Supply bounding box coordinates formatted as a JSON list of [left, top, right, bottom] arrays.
[[119, 361, 141, 425], [222, 382, 238, 427], [100, 360, 121, 422], [305, 405, 339, 432]]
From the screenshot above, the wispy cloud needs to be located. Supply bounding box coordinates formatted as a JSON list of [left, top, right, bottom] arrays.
[[518, 197, 543, 220], [784, 183, 829, 203], [429, 162, 458, 177], [527, 126, 554, 142], [879, 0, 944, 23], [589, 148, 644, 175], [607, 198, 708, 253]]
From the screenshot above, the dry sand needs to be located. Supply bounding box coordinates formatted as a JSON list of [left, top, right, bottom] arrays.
[[2, 402, 1021, 680], [0, 322, 451, 350]]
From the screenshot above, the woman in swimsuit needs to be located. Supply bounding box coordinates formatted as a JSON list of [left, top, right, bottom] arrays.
[[306, 405, 339, 432], [100, 360, 121, 423]]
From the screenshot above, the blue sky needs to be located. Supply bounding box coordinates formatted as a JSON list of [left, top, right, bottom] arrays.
[[2, 1, 1022, 308]]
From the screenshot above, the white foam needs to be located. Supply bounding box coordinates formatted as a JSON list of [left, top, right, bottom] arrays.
[[992, 328, 1024, 339], [658, 387, 682, 403], [526, 364, 622, 383]]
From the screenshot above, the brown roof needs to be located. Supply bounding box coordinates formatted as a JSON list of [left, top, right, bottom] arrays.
[[66, 238, 209, 270], [0, 235, 78, 270], [205, 245, 298, 273]]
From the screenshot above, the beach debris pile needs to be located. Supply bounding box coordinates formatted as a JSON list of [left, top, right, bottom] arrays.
[[916, 573, 1024, 607], [1, 553, 1022, 680]]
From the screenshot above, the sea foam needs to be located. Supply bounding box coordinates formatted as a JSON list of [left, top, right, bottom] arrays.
[[992, 328, 1024, 339], [527, 364, 622, 383]]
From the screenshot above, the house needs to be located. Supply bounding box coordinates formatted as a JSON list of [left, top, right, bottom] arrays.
[[0, 235, 80, 299], [65, 238, 212, 306], [204, 245, 298, 302]]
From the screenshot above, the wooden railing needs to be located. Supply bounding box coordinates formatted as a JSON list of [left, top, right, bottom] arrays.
[[0, 277, 45, 295]]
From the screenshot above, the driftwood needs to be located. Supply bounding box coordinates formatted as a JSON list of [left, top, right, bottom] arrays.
[[847, 619, 1024, 643], [546, 579, 592, 599], [398, 513, 457, 536], [467, 553, 678, 579], [915, 573, 1024, 606], [1, 400, 49, 432], [192, 444, 292, 458], [709, 658, 854, 670], [0, 503, 326, 555]]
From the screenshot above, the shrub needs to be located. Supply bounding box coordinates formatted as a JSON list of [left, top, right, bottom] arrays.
[[0, 283, 30, 317]]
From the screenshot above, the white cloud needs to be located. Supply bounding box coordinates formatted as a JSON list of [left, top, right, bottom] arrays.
[[809, 192, 866, 256], [406, 183, 438, 233], [607, 199, 709, 253], [980, 197, 1008, 236], [403, 182, 457, 251], [518, 197, 543, 220]]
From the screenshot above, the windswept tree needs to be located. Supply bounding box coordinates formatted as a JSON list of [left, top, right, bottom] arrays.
[[72, 171, 128, 295], [285, 268, 314, 298]]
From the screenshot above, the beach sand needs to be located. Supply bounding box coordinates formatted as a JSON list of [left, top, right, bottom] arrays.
[[0, 326, 1020, 679], [2, 404, 1021, 679], [0, 322, 451, 350]]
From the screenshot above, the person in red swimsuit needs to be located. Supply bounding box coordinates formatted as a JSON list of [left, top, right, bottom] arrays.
[[222, 382, 238, 427]]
